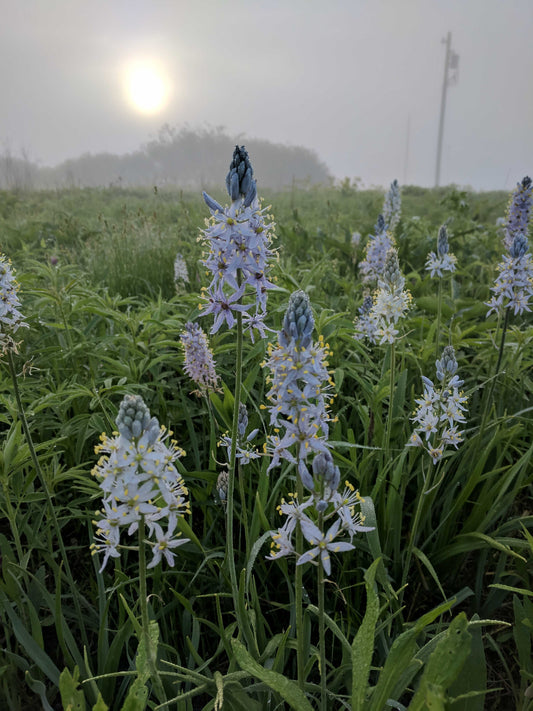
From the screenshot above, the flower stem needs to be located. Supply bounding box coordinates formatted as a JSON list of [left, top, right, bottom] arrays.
[[482, 307, 510, 428], [225, 306, 247, 632], [383, 341, 396, 466], [295, 475, 305, 690], [317, 516, 327, 711], [6, 349, 90, 650], [138, 519, 167, 709], [436, 278, 443, 358], [401, 458, 435, 598]]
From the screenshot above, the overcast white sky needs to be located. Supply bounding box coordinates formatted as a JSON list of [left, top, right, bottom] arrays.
[[2, 0, 532, 190]]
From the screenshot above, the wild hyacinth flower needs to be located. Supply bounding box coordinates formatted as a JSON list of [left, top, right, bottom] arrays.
[[180, 321, 219, 395], [355, 248, 411, 345], [90, 394, 190, 571], [425, 225, 457, 277], [486, 232, 533, 316], [382, 179, 401, 234], [503, 176, 532, 251], [174, 252, 189, 286], [407, 346, 468, 464], [353, 293, 379, 342], [351, 231, 362, 248], [199, 146, 276, 341], [0, 253, 28, 351], [219, 403, 260, 466], [358, 215, 395, 284], [262, 291, 335, 489], [266, 468, 372, 572]]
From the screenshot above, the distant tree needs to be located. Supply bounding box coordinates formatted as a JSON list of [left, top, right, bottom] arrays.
[[20, 125, 331, 190]]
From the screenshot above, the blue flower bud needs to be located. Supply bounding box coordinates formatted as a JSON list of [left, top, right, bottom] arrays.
[[226, 145, 257, 206], [375, 214, 386, 235], [435, 346, 458, 382], [312, 451, 340, 492], [203, 191, 224, 213], [510, 233, 528, 259], [238, 403, 248, 438], [280, 291, 314, 348], [116, 394, 158, 442], [437, 225, 449, 256]]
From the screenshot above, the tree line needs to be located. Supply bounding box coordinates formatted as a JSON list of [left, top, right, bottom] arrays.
[[0, 125, 332, 191]]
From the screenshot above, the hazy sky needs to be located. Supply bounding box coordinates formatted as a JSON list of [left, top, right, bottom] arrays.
[[2, 0, 533, 190]]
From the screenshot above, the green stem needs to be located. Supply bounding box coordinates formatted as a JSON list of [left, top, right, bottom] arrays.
[[317, 517, 327, 711], [383, 341, 396, 466], [6, 349, 90, 650], [401, 458, 433, 599], [225, 306, 245, 626], [482, 307, 510, 429], [295, 475, 305, 690], [436, 278, 443, 358], [138, 519, 167, 709], [237, 459, 250, 559]]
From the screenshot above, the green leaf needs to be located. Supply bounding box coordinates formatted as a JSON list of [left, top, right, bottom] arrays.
[[231, 638, 314, 711], [59, 666, 85, 711], [447, 614, 487, 710], [351, 557, 380, 711], [0, 592, 60, 686], [408, 613, 472, 710]]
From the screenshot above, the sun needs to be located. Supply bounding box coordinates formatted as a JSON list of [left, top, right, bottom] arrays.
[[125, 62, 169, 115]]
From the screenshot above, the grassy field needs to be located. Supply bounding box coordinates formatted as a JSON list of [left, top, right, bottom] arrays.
[[0, 177, 531, 710]]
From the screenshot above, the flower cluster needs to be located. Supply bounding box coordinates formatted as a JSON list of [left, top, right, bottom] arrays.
[[174, 252, 189, 286], [266, 455, 373, 575], [355, 248, 411, 344], [486, 177, 533, 317], [503, 176, 532, 251], [382, 179, 401, 233], [425, 225, 457, 277], [219, 403, 260, 466], [262, 290, 335, 489], [407, 346, 468, 464], [486, 232, 533, 317], [358, 215, 395, 284], [90, 395, 190, 571], [180, 321, 219, 395], [199, 146, 276, 341], [0, 253, 28, 351]]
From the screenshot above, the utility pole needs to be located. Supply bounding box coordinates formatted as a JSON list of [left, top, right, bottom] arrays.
[[435, 32, 459, 187]]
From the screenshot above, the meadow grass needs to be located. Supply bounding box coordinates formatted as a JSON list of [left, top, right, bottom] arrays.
[[0, 175, 531, 710]]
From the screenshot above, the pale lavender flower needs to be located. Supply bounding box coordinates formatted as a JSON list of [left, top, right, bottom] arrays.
[[425, 225, 457, 277], [382, 179, 401, 233], [199, 146, 276, 338], [354, 293, 379, 343], [180, 321, 219, 394], [90, 395, 190, 572], [0, 253, 28, 350], [503, 176, 532, 250], [486, 231, 533, 317], [359, 214, 395, 284], [296, 517, 354, 576], [355, 248, 411, 345], [219, 404, 260, 466], [174, 252, 189, 285], [351, 231, 362, 248], [262, 291, 334, 487], [407, 346, 468, 464]]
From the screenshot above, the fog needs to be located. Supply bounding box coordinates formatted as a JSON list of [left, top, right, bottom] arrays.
[[2, 0, 532, 190]]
